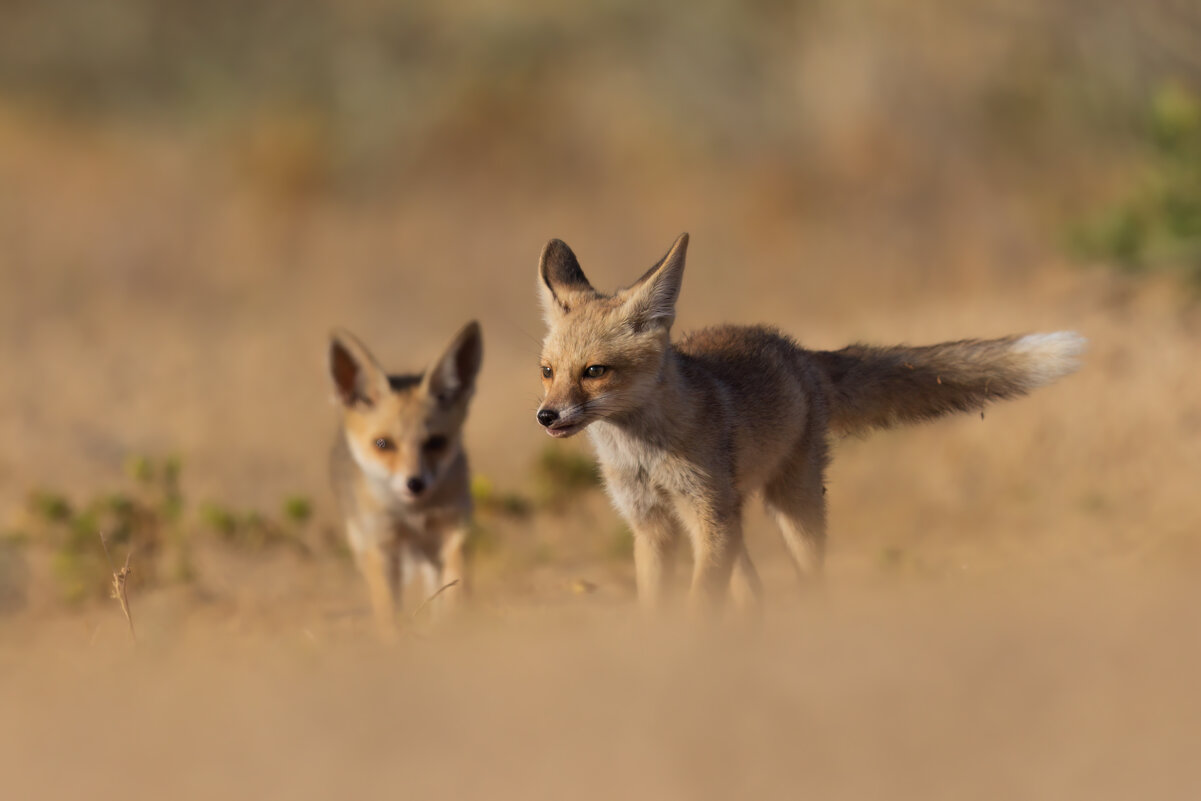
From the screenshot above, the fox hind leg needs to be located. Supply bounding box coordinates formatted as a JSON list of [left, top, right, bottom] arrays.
[[763, 456, 828, 586], [730, 542, 763, 614]]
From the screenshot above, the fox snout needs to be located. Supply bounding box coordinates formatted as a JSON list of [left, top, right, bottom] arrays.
[[535, 404, 586, 438], [385, 467, 434, 500]]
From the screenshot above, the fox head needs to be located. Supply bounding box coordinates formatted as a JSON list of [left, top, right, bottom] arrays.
[[330, 322, 482, 501], [535, 233, 688, 437]]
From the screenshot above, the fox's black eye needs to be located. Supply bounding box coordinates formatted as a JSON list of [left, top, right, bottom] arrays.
[[423, 435, 448, 452], [584, 365, 607, 379], [541, 366, 553, 379], [374, 437, 395, 451]]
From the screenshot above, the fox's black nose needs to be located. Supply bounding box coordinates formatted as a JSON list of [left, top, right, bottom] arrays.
[[406, 477, 426, 495], [536, 409, 559, 427]]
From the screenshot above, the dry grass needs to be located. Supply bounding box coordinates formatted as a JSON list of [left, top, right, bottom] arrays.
[[98, 531, 136, 642]]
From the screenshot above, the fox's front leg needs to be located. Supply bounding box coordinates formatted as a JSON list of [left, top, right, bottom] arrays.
[[350, 530, 400, 639], [602, 473, 682, 611], [433, 527, 469, 615], [674, 496, 743, 613], [631, 509, 683, 611]]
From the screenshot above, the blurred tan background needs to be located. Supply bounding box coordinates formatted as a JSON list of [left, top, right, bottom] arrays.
[[1, 2, 1200, 797]]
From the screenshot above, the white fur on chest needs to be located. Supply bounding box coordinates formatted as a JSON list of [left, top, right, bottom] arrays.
[[588, 422, 707, 524], [588, 422, 666, 480], [350, 468, 462, 549]]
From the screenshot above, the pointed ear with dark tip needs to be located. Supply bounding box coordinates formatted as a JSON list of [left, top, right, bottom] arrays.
[[329, 329, 391, 408], [538, 238, 596, 323], [424, 320, 483, 405], [621, 233, 689, 331]]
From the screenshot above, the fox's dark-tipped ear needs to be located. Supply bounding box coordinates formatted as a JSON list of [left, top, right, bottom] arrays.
[[329, 328, 390, 408], [424, 320, 483, 405], [622, 232, 689, 331], [538, 239, 596, 323]]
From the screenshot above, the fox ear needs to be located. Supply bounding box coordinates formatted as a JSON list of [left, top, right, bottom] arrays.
[[621, 233, 689, 331], [329, 329, 391, 408], [424, 320, 483, 405], [538, 239, 596, 322]]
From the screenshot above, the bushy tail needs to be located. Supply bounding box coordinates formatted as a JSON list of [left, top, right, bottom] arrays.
[[812, 332, 1086, 436]]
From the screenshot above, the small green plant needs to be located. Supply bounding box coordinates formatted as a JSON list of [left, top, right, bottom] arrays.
[[198, 496, 312, 555], [50, 549, 99, 605], [24, 454, 190, 604], [470, 474, 533, 518], [200, 502, 238, 539], [1070, 81, 1201, 285], [28, 490, 72, 524], [280, 494, 316, 552], [125, 454, 154, 485], [282, 495, 313, 525], [533, 444, 602, 508]]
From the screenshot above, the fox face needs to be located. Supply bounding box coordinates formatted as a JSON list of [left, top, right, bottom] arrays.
[[536, 234, 688, 437], [330, 322, 482, 502]]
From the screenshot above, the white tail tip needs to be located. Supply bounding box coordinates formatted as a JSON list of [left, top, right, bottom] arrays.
[[1012, 331, 1087, 386]]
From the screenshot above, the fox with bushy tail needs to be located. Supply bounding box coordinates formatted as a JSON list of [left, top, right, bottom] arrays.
[[534, 233, 1084, 613]]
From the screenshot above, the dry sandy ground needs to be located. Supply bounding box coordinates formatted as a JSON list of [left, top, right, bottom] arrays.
[[2, 575, 1199, 801]]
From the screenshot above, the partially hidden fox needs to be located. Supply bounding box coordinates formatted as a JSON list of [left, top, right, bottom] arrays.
[[329, 322, 482, 631], [534, 233, 1084, 612]]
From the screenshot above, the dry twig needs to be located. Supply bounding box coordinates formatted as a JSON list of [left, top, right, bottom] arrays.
[[99, 532, 136, 643], [411, 579, 460, 621]]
